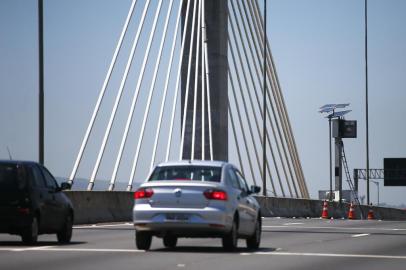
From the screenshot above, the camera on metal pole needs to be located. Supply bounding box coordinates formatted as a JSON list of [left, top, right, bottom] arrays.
[[319, 104, 357, 202]]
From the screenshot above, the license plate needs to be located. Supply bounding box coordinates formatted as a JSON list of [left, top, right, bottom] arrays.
[[165, 213, 189, 221]]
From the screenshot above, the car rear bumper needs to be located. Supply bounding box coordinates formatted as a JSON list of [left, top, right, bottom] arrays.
[[133, 205, 233, 236], [0, 211, 32, 234]]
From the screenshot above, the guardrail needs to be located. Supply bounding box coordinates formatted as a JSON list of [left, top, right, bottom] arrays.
[[64, 191, 406, 225]]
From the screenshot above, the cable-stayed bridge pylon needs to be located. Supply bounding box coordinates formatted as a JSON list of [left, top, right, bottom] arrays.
[[68, 0, 309, 199]]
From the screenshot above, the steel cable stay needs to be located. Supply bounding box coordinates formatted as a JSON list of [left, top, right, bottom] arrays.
[[87, 0, 153, 191], [229, 2, 285, 197], [251, 0, 309, 198], [229, 40, 267, 187], [126, 0, 176, 189], [126, 0, 165, 191], [69, 0, 138, 186], [228, 104, 245, 177], [165, 0, 193, 162], [202, 0, 213, 161], [235, 0, 295, 197], [247, 0, 301, 196], [248, 0, 307, 198], [150, 0, 183, 170], [201, 0, 206, 161], [241, 0, 298, 197], [179, 0, 199, 160], [228, 15, 278, 196], [191, 0, 203, 160], [247, 0, 301, 191], [228, 69, 257, 186]]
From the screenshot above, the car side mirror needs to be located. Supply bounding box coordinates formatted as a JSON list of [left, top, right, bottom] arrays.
[[250, 185, 261, 194], [60, 182, 72, 191]]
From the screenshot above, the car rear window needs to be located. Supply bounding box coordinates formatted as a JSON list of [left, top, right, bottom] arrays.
[[0, 164, 27, 191], [149, 166, 222, 182]]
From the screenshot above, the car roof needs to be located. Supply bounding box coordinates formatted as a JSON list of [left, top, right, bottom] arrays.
[[0, 160, 40, 166], [155, 160, 228, 168]]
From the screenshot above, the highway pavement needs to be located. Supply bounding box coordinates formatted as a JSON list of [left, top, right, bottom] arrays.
[[1, 218, 406, 270]]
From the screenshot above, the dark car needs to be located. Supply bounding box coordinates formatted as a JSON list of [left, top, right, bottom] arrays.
[[0, 160, 74, 244]]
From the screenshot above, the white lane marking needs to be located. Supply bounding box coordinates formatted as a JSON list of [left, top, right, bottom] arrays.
[[351, 233, 370, 238], [73, 223, 133, 229], [247, 251, 406, 260], [283, 223, 304, 226], [262, 225, 406, 231], [0, 246, 52, 252], [0, 247, 145, 253], [177, 264, 186, 268]]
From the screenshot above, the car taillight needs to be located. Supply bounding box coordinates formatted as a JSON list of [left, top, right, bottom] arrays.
[[134, 188, 154, 199], [204, 189, 228, 201]]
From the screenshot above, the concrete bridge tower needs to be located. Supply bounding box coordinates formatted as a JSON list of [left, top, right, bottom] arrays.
[[181, 0, 228, 161]]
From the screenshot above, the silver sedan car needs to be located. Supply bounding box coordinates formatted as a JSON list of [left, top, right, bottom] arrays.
[[133, 160, 262, 251]]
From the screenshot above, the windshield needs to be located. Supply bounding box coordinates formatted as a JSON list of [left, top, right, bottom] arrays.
[[0, 164, 27, 192], [149, 166, 222, 182]]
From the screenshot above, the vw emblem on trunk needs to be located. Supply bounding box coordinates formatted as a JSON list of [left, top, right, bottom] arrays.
[[174, 188, 182, 198]]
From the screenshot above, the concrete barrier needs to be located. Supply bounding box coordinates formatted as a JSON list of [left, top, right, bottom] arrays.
[[64, 191, 133, 224], [63, 191, 406, 224]]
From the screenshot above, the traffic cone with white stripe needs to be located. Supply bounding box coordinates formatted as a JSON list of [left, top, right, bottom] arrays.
[[321, 200, 329, 219], [348, 202, 355, 220]]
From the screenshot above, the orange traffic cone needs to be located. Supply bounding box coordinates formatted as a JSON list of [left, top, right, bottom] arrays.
[[367, 208, 375, 220], [321, 200, 329, 219], [348, 202, 355, 220]]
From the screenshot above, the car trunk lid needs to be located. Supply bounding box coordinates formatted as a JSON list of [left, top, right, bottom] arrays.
[[139, 181, 221, 209]]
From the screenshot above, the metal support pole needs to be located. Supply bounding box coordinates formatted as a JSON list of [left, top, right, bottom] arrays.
[[365, 0, 370, 205], [38, 0, 44, 165], [353, 169, 359, 193], [334, 137, 343, 202], [329, 116, 332, 201], [262, 0, 267, 197]]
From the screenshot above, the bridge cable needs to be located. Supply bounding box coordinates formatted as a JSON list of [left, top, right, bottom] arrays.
[[179, 0, 199, 160], [202, 0, 213, 161], [229, 13, 276, 195], [251, 0, 309, 197], [241, 0, 298, 197], [248, 0, 304, 197], [229, 2, 284, 197], [191, 0, 203, 160], [87, 0, 152, 191], [68, 0, 137, 186], [228, 104, 245, 176], [201, 0, 206, 161], [229, 42, 271, 187], [150, 0, 184, 169], [165, 0, 194, 162], [126, 0, 166, 191], [228, 69, 257, 185], [236, 0, 295, 197]]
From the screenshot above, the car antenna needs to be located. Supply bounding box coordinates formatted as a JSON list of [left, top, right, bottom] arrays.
[[6, 146, 13, 160]]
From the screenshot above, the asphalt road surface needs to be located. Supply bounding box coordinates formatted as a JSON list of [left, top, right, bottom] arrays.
[[1, 218, 406, 270]]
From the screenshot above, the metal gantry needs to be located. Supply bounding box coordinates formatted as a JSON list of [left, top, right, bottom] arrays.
[[68, 0, 309, 199]]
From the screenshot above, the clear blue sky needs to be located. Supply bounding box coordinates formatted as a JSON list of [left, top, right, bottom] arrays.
[[0, 0, 405, 205]]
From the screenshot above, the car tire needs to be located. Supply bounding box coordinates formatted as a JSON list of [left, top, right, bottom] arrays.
[[136, 231, 152, 250], [222, 218, 238, 251], [163, 235, 177, 248], [57, 214, 73, 244], [246, 218, 261, 250], [22, 216, 39, 245]]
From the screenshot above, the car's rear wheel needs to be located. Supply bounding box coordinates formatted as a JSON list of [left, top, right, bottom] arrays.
[[22, 216, 39, 245], [163, 235, 177, 248], [246, 218, 261, 250], [136, 231, 152, 250], [57, 214, 73, 244], [222, 218, 238, 251]]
